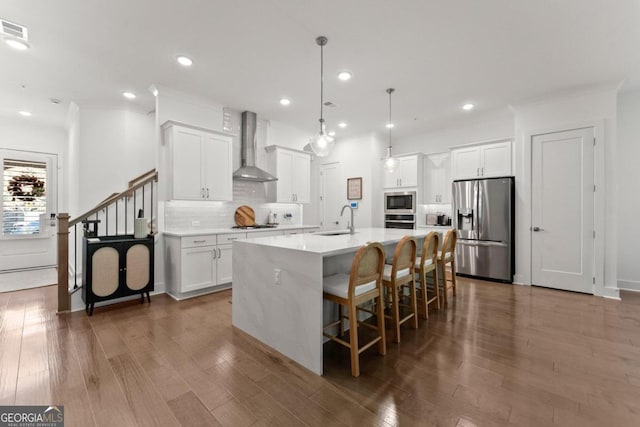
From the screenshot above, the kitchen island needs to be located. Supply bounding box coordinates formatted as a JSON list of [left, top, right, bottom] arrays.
[[231, 227, 430, 375]]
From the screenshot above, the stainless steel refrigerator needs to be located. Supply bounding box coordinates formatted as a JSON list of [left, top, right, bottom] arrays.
[[452, 177, 514, 283]]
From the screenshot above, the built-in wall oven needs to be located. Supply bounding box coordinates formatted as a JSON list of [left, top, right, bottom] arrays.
[[384, 191, 416, 229]]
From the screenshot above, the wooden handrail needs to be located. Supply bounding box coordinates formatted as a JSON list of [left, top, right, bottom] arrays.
[[69, 169, 158, 227], [128, 169, 157, 188]]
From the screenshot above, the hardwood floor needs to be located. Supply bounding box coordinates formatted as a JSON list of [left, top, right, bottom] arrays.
[[1, 279, 640, 426]]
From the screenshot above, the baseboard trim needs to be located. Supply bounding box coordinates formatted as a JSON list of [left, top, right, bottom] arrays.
[[618, 279, 640, 293]]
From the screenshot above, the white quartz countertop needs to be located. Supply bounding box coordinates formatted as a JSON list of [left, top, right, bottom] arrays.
[[418, 225, 453, 229], [163, 224, 320, 237], [235, 227, 430, 256]]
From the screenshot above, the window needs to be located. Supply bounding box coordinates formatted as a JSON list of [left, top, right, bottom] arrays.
[[2, 157, 48, 236]]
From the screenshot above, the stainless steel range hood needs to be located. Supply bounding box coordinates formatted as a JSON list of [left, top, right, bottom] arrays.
[[233, 111, 277, 182]]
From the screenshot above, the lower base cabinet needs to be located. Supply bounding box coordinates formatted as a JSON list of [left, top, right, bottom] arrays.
[[82, 235, 155, 315], [165, 233, 241, 299], [164, 228, 319, 299]]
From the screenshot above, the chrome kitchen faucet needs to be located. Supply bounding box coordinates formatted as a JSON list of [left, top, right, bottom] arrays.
[[340, 205, 355, 234]]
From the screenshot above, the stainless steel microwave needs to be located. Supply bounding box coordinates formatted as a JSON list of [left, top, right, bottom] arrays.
[[384, 191, 416, 214]]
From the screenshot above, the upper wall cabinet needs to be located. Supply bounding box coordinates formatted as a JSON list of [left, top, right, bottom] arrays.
[[264, 146, 311, 204], [163, 122, 233, 201], [383, 155, 422, 189], [423, 152, 451, 204], [451, 140, 512, 180]]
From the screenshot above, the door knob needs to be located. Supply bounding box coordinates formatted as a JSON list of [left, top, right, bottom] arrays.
[[532, 226, 544, 232]]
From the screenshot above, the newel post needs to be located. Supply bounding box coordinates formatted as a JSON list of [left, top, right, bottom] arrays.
[[57, 213, 71, 313]]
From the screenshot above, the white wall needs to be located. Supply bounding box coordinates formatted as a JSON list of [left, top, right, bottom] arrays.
[[0, 115, 68, 213], [513, 85, 619, 297], [66, 103, 80, 215], [310, 132, 386, 229], [74, 106, 155, 213], [616, 89, 640, 291], [394, 108, 515, 155]]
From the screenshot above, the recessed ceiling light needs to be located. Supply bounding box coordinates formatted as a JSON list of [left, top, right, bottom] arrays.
[[279, 98, 291, 106], [122, 91, 136, 100], [176, 55, 193, 67], [462, 103, 475, 111], [338, 122, 347, 128], [386, 123, 395, 129], [49, 98, 62, 105], [328, 131, 336, 137], [5, 38, 29, 50], [19, 110, 32, 117], [337, 71, 352, 81]]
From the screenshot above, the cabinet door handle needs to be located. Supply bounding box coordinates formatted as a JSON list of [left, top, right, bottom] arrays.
[[481, 167, 484, 176], [193, 240, 206, 243], [213, 249, 216, 259], [218, 248, 221, 258], [207, 188, 210, 198], [227, 237, 238, 241]]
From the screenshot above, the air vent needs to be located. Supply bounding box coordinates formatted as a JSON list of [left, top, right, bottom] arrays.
[[1, 19, 28, 41]]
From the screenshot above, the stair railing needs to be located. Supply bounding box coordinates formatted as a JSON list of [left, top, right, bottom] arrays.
[[56, 169, 158, 312]]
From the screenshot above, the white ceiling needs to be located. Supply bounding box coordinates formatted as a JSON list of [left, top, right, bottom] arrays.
[[1, 0, 639, 139]]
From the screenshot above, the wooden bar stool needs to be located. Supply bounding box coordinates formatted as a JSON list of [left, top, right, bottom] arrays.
[[414, 232, 440, 319], [322, 242, 387, 377], [438, 229, 458, 306], [382, 236, 418, 343]]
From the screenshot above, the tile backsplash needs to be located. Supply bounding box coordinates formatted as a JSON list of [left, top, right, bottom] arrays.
[[164, 181, 304, 230]]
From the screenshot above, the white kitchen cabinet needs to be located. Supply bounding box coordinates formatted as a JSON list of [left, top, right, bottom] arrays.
[[265, 146, 311, 203], [216, 244, 233, 284], [384, 155, 421, 189], [181, 246, 216, 292], [163, 122, 233, 201], [423, 153, 451, 204], [451, 140, 511, 180], [165, 232, 244, 299]]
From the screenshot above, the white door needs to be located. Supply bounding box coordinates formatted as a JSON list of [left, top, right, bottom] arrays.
[[0, 150, 58, 271], [277, 150, 294, 202], [481, 141, 511, 177], [292, 153, 310, 203], [531, 128, 594, 293], [452, 146, 481, 179], [383, 166, 400, 189], [320, 162, 343, 231], [423, 155, 439, 203], [181, 247, 215, 292], [439, 153, 452, 204], [204, 135, 232, 201], [172, 127, 203, 200], [398, 156, 418, 187], [216, 244, 233, 284]]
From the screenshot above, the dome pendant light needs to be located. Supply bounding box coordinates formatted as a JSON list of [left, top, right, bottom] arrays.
[[308, 36, 334, 157], [383, 88, 399, 173]]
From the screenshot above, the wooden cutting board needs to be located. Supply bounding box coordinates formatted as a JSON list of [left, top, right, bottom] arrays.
[[234, 205, 256, 227]]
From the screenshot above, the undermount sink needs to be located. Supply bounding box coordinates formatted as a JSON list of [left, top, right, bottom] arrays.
[[314, 230, 356, 236]]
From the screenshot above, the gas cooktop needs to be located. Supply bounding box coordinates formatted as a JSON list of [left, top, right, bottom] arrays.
[[231, 224, 279, 230]]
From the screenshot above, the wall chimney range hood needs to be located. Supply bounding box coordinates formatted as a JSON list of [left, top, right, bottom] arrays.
[[233, 111, 277, 182]]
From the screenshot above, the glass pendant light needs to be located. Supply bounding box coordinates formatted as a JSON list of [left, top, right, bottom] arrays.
[[383, 88, 399, 173], [308, 36, 335, 157]]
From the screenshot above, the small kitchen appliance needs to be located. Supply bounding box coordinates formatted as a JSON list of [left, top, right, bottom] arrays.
[[384, 191, 416, 214]]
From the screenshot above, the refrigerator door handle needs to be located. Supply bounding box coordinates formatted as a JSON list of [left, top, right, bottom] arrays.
[[457, 240, 508, 248]]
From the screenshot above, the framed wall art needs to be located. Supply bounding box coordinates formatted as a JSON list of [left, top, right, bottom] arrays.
[[347, 177, 362, 200]]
